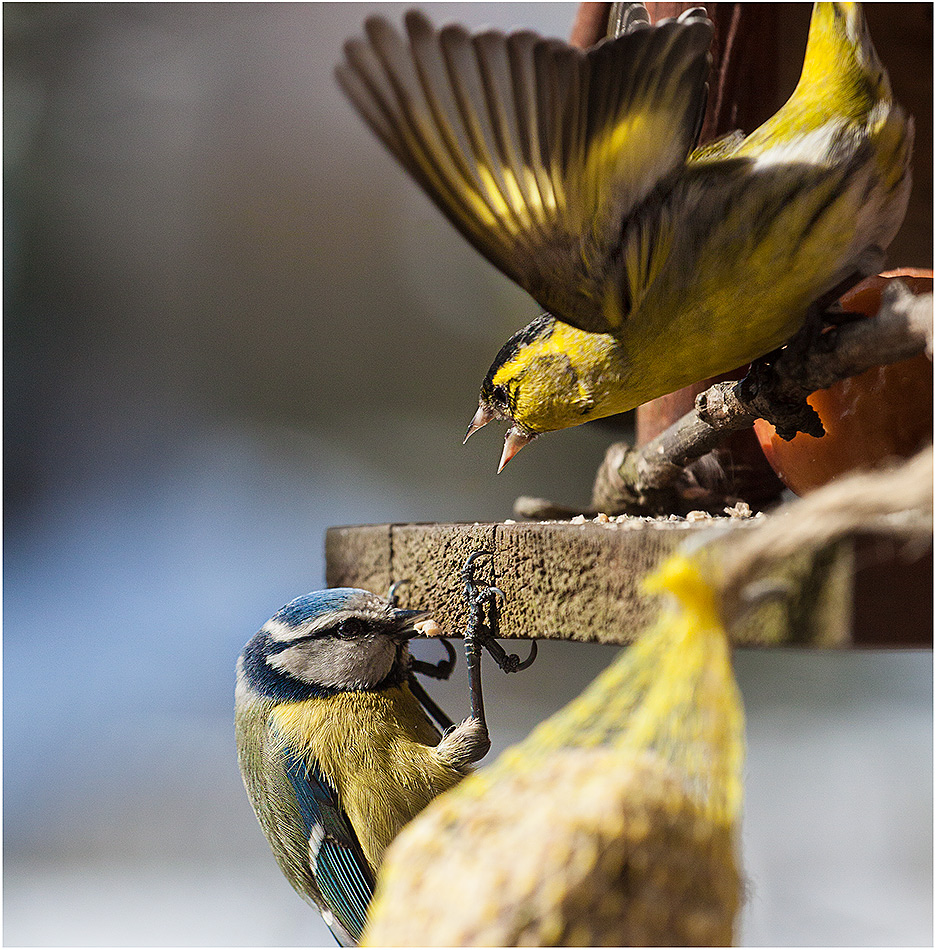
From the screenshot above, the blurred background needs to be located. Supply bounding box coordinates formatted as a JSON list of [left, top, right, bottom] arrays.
[[4, 3, 932, 945]]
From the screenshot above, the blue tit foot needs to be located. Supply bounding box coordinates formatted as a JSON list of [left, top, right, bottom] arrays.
[[460, 550, 537, 674], [410, 638, 457, 680], [439, 715, 491, 766]]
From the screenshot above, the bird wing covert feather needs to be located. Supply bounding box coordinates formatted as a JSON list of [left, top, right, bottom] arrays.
[[336, 11, 713, 335], [283, 748, 375, 944]]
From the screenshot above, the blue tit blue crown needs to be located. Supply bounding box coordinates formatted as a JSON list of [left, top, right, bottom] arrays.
[[273, 588, 367, 627]]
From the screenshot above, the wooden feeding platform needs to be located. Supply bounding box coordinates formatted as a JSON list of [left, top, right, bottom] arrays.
[[326, 517, 933, 649]]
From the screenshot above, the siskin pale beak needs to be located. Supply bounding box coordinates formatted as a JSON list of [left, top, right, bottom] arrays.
[[498, 427, 535, 473], [464, 404, 495, 443]]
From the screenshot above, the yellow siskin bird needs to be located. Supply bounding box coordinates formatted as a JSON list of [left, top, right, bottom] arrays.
[[336, 3, 913, 471]]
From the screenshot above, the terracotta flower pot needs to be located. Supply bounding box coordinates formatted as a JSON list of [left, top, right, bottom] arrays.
[[753, 269, 933, 496]]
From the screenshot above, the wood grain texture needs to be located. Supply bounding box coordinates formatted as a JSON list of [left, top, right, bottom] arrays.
[[326, 521, 932, 647], [325, 523, 392, 597], [328, 520, 748, 644]]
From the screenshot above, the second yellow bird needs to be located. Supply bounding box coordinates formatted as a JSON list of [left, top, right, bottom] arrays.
[[337, 3, 912, 470]]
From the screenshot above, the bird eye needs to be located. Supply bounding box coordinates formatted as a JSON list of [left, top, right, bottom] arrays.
[[336, 618, 366, 639]]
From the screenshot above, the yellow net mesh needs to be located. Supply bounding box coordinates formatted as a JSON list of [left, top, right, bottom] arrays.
[[362, 551, 745, 946], [506, 552, 744, 826]]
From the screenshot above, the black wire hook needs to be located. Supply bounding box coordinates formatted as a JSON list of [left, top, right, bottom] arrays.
[[386, 579, 408, 606]]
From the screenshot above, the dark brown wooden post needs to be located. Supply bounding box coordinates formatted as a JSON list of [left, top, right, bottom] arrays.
[[640, 4, 789, 507], [569, 2, 612, 47], [571, 2, 790, 508]]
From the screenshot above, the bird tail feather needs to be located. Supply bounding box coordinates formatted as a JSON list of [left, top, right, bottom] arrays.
[[798, 3, 892, 110]]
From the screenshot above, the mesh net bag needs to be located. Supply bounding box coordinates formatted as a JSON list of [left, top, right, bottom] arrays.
[[362, 551, 745, 946]]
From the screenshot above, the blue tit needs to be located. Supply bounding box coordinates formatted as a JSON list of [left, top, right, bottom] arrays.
[[235, 587, 490, 946]]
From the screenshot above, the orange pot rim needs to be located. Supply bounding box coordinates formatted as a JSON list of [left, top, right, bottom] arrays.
[[878, 267, 933, 280]]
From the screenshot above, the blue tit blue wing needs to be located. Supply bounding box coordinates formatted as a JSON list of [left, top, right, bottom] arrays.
[[283, 749, 375, 945]]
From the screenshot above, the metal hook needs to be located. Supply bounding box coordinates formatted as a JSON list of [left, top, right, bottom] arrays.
[[387, 578, 410, 606], [410, 637, 457, 680], [406, 673, 455, 733], [488, 637, 538, 672]]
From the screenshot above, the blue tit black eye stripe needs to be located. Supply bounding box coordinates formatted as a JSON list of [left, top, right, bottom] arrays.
[[336, 617, 368, 639], [241, 638, 331, 702]]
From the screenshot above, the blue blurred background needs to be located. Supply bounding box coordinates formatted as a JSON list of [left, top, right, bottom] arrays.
[[4, 3, 932, 945]]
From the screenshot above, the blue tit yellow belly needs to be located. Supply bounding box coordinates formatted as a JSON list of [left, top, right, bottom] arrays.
[[268, 683, 466, 871]]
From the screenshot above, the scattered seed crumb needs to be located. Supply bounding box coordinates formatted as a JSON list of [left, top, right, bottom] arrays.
[[503, 519, 516, 525], [612, 515, 642, 528], [685, 510, 713, 522], [723, 501, 753, 519], [571, 514, 587, 524], [594, 512, 610, 523]]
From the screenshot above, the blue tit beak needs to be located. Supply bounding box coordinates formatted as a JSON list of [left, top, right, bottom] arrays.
[[390, 608, 435, 641]]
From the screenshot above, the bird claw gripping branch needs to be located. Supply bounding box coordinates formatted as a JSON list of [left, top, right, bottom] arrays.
[[460, 551, 538, 726]]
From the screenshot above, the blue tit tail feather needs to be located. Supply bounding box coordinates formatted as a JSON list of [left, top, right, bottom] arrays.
[[283, 750, 374, 944]]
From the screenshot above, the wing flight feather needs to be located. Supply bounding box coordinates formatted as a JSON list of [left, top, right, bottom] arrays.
[[337, 10, 713, 334]]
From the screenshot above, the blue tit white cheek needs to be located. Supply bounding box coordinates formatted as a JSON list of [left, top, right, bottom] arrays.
[[266, 636, 401, 690]]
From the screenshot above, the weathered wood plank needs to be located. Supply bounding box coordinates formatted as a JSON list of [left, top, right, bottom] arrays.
[[493, 521, 693, 644], [327, 519, 744, 644], [389, 523, 496, 637], [325, 523, 392, 596], [325, 519, 932, 648]]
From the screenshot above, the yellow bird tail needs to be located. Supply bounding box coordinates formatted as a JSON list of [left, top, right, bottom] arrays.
[[797, 3, 891, 115], [736, 1, 912, 234]]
